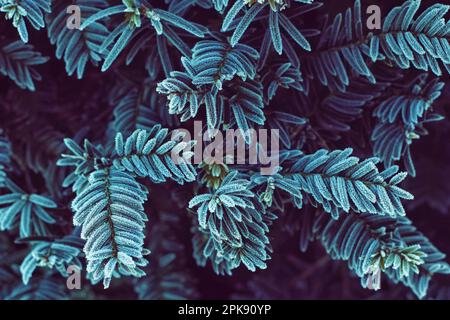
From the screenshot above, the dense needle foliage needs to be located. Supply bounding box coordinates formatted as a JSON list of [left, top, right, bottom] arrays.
[[0, 0, 449, 299]]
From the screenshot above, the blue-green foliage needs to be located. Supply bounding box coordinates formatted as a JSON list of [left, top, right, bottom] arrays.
[[369, 0, 450, 76], [0, 40, 48, 91], [0, 109, 68, 202], [384, 219, 450, 298], [191, 223, 234, 276], [250, 169, 302, 209], [114, 127, 196, 184], [372, 76, 444, 126], [0, 180, 56, 238], [266, 112, 307, 149], [157, 38, 263, 132], [5, 277, 68, 300], [0, 131, 11, 187], [188, 39, 259, 90], [313, 211, 450, 298], [221, 0, 316, 55], [0, 0, 448, 300], [226, 78, 265, 142], [0, 0, 51, 43], [20, 234, 83, 285], [315, 78, 390, 132], [57, 137, 106, 195], [72, 168, 149, 288], [262, 62, 304, 102], [189, 171, 275, 273], [306, 0, 375, 91], [308, 0, 450, 92], [57, 125, 198, 288], [292, 67, 402, 137], [46, 0, 110, 79], [209, 0, 229, 13], [285, 148, 414, 219], [371, 74, 445, 177], [79, 0, 207, 72]]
